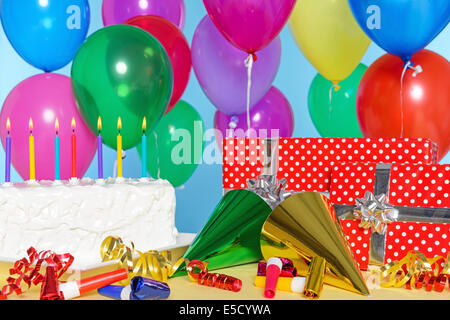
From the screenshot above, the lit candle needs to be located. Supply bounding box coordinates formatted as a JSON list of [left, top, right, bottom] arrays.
[[117, 117, 122, 178], [71, 117, 77, 178], [29, 118, 35, 181], [141, 117, 147, 178], [54, 118, 60, 181], [97, 116, 103, 179], [5, 118, 11, 183]]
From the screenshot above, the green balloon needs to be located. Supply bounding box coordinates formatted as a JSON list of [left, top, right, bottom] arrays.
[[71, 25, 173, 150], [308, 63, 367, 138], [137, 101, 204, 187]]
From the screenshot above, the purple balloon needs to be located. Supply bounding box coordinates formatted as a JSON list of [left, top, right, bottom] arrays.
[[214, 86, 294, 148], [192, 15, 281, 116], [102, 0, 185, 31]]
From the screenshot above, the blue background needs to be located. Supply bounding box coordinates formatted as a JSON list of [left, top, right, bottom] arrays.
[[1, 1, 449, 233]]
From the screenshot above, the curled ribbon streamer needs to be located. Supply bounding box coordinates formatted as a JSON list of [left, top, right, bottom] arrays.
[[185, 260, 242, 292], [100, 236, 184, 284], [375, 251, 449, 292], [0, 247, 73, 300], [247, 174, 294, 209], [353, 191, 399, 234]]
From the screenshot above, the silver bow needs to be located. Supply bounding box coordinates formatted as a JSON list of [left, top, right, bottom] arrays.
[[247, 174, 293, 209], [353, 191, 399, 234]]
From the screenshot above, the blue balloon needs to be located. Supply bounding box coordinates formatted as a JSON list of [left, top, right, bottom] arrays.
[[1, 0, 90, 72], [348, 0, 450, 62]]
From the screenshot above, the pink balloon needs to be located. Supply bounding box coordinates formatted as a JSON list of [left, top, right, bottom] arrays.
[[203, 0, 296, 53], [0, 74, 97, 181], [214, 86, 295, 150], [102, 0, 186, 31]]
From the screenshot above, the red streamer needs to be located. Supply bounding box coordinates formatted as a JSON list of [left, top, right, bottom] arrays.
[[186, 260, 242, 292], [0, 247, 73, 300], [380, 251, 449, 293]]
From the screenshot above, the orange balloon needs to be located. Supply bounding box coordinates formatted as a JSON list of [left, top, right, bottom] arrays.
[[357, 50, 450, 161]]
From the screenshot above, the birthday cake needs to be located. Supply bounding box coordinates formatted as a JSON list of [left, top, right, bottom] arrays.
[[0, 177, 177, 267]]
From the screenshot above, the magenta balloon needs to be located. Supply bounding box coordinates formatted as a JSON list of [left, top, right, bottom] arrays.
[[203, 0, 296, 53], [214, 86, 294, 148], [0, 74, 97, 181], [192, 15, 281, 116], [102, 0, 185, 30]]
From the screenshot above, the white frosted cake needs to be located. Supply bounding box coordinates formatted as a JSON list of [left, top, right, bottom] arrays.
[[0, 177, 177, 267]]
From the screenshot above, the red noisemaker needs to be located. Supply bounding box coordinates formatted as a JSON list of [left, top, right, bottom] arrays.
[[40, 266, 62, 300], [264, 257, 282, 298], [186, 260, 242, 292], [58, 268, 128, 300]]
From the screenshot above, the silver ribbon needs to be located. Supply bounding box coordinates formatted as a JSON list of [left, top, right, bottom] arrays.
[[353, 191, 399, 234], [247, 174, 293, 209]]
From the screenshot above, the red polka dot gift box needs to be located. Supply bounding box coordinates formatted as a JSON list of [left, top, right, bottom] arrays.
[[222, 137, 438, 192], [331, 163, 450, 270]]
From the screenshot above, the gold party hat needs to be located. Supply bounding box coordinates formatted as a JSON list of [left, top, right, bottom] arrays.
[[260, 192, 369, 296]]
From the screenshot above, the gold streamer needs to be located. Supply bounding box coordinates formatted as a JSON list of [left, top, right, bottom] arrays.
[[100, 236, 185, 284], [376, 251, 449, 291]]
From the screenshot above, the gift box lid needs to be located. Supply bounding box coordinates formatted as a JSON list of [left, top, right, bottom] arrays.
[[223, 138, 438, 192]]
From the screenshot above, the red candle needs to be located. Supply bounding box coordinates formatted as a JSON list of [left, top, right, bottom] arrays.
[[71, 117, 77, 178]]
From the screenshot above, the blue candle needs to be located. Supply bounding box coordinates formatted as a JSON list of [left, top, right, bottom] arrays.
[[54, 119, 60, 181], [5, 118, 11, 183], [141, 117, 147, 178]]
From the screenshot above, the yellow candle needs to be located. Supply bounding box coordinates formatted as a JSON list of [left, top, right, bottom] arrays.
[[117, 117, 122, 178], [29, 118, 36, 181]]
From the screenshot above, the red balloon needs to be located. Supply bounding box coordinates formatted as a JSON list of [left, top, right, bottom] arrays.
[[357, 50, 450, 161], [125, 15, 191, 112]]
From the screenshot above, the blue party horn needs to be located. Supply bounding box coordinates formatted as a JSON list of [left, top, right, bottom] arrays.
[[98, 276, 170, 300]]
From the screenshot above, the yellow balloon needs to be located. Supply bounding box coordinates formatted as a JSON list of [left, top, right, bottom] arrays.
[[289, 0, 371, 84]]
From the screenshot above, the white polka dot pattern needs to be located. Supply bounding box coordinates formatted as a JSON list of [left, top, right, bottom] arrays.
[[340, 219, 450, 269], [222, 138, 437, 191], [330, 163, 377, 204], [340, 219, 372, 269], [389, 164, 450, 208], [384, 222, 450, 264], [222, 138, 264, 189]]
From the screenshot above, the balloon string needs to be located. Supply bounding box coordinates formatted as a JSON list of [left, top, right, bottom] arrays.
[[327, 83, 338, 138], [400, 61, 423, 138], [228, 116, 238, 138], [113, 150, 126, 178], [244, 54, 254, 138]]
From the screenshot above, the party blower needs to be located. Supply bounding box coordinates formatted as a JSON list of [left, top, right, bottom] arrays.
[[260, 192, 370, 298], [174, 189, 272, 275]]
